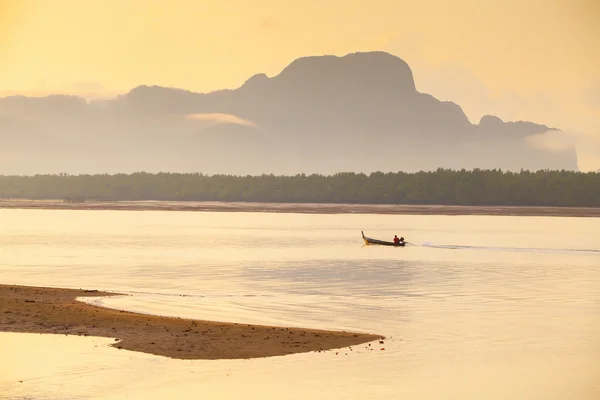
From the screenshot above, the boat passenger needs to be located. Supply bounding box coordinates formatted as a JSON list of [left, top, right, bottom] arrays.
[[393, 235, 400, 244]]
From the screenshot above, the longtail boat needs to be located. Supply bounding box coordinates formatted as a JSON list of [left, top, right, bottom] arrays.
[[361, 231, 406, 247]]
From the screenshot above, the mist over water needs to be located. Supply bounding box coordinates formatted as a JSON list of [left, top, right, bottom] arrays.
[[1, 209, 599, 399]]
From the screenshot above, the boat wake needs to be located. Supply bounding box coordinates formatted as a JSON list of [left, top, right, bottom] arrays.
[[416, 242, 600, 255]]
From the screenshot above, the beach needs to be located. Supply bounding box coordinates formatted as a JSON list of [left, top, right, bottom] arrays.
[[0, 284, 383, 360], [1, 199, 600, 217]]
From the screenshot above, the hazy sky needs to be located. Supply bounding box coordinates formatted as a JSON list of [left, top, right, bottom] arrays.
[[1, 0, 599, 170]]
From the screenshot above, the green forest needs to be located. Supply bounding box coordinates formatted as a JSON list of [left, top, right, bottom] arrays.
[[0, 169, 599, 207]]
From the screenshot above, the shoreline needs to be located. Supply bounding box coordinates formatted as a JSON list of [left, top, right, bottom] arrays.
[[0, 284, 383, 360], [1, 199, 600, 217]]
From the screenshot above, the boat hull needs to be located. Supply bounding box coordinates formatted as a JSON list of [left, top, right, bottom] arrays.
[[361, 231, 406, 247]]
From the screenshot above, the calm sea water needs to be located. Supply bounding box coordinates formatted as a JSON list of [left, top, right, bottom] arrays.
[[1, 208, 599, 400]]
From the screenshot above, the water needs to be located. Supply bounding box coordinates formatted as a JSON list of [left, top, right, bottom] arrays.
[[1, 208, 599, 399]]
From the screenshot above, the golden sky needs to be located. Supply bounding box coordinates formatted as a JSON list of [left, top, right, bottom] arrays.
[[1, 0, 599, 169]]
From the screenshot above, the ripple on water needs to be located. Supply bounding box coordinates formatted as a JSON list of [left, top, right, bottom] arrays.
[[1, 210, 599, 399]]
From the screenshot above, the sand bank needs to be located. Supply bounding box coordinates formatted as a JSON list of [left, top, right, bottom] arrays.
[[0, 284, 383, 360], [1, 199, 600, 217]]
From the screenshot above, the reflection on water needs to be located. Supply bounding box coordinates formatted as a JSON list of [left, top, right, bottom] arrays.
[[2, 332, 597, 400], [1, 209, 599, 399]]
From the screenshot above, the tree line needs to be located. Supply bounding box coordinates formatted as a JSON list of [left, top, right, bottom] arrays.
[[0, 169, 599, 207]]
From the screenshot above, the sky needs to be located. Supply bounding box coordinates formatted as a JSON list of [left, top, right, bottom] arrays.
[[1, 0, 599, 170]]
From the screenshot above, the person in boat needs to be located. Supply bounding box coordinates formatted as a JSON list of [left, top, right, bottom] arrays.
[[393, 235, 405, 245]]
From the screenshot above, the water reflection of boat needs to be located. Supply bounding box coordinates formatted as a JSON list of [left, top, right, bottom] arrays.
[[361, 231, 406, 247]]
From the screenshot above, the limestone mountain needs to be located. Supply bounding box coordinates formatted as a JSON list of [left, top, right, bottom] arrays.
[[0, 51, 578, 175]]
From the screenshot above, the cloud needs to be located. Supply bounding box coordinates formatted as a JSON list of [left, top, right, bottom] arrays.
[[186, 113, 257, 127], [525, 130, 576, 153], [524, 128, 600, 171]]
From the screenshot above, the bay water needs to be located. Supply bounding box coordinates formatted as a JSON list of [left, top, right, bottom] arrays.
[[1, 208, 599, 399]]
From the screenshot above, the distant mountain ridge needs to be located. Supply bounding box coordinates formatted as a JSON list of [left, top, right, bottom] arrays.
[[0, 51, 578, 175]]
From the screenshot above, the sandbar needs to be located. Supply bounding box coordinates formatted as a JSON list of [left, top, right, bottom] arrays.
[[1, 199, 599, 217], [0, 284, 383, 360]]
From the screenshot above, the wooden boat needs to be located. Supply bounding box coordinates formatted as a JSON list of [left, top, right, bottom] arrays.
[[361, 231, 406, 247]]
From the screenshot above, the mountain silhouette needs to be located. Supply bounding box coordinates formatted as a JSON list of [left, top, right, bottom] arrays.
[[0, 51, 578, 175]]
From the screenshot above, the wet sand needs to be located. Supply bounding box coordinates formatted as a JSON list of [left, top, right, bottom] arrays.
[[0, 284, 383, 360], [1, 199, 600, 217]]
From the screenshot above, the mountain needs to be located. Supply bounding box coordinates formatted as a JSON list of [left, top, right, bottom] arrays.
[[0, 51, 578, 175]]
